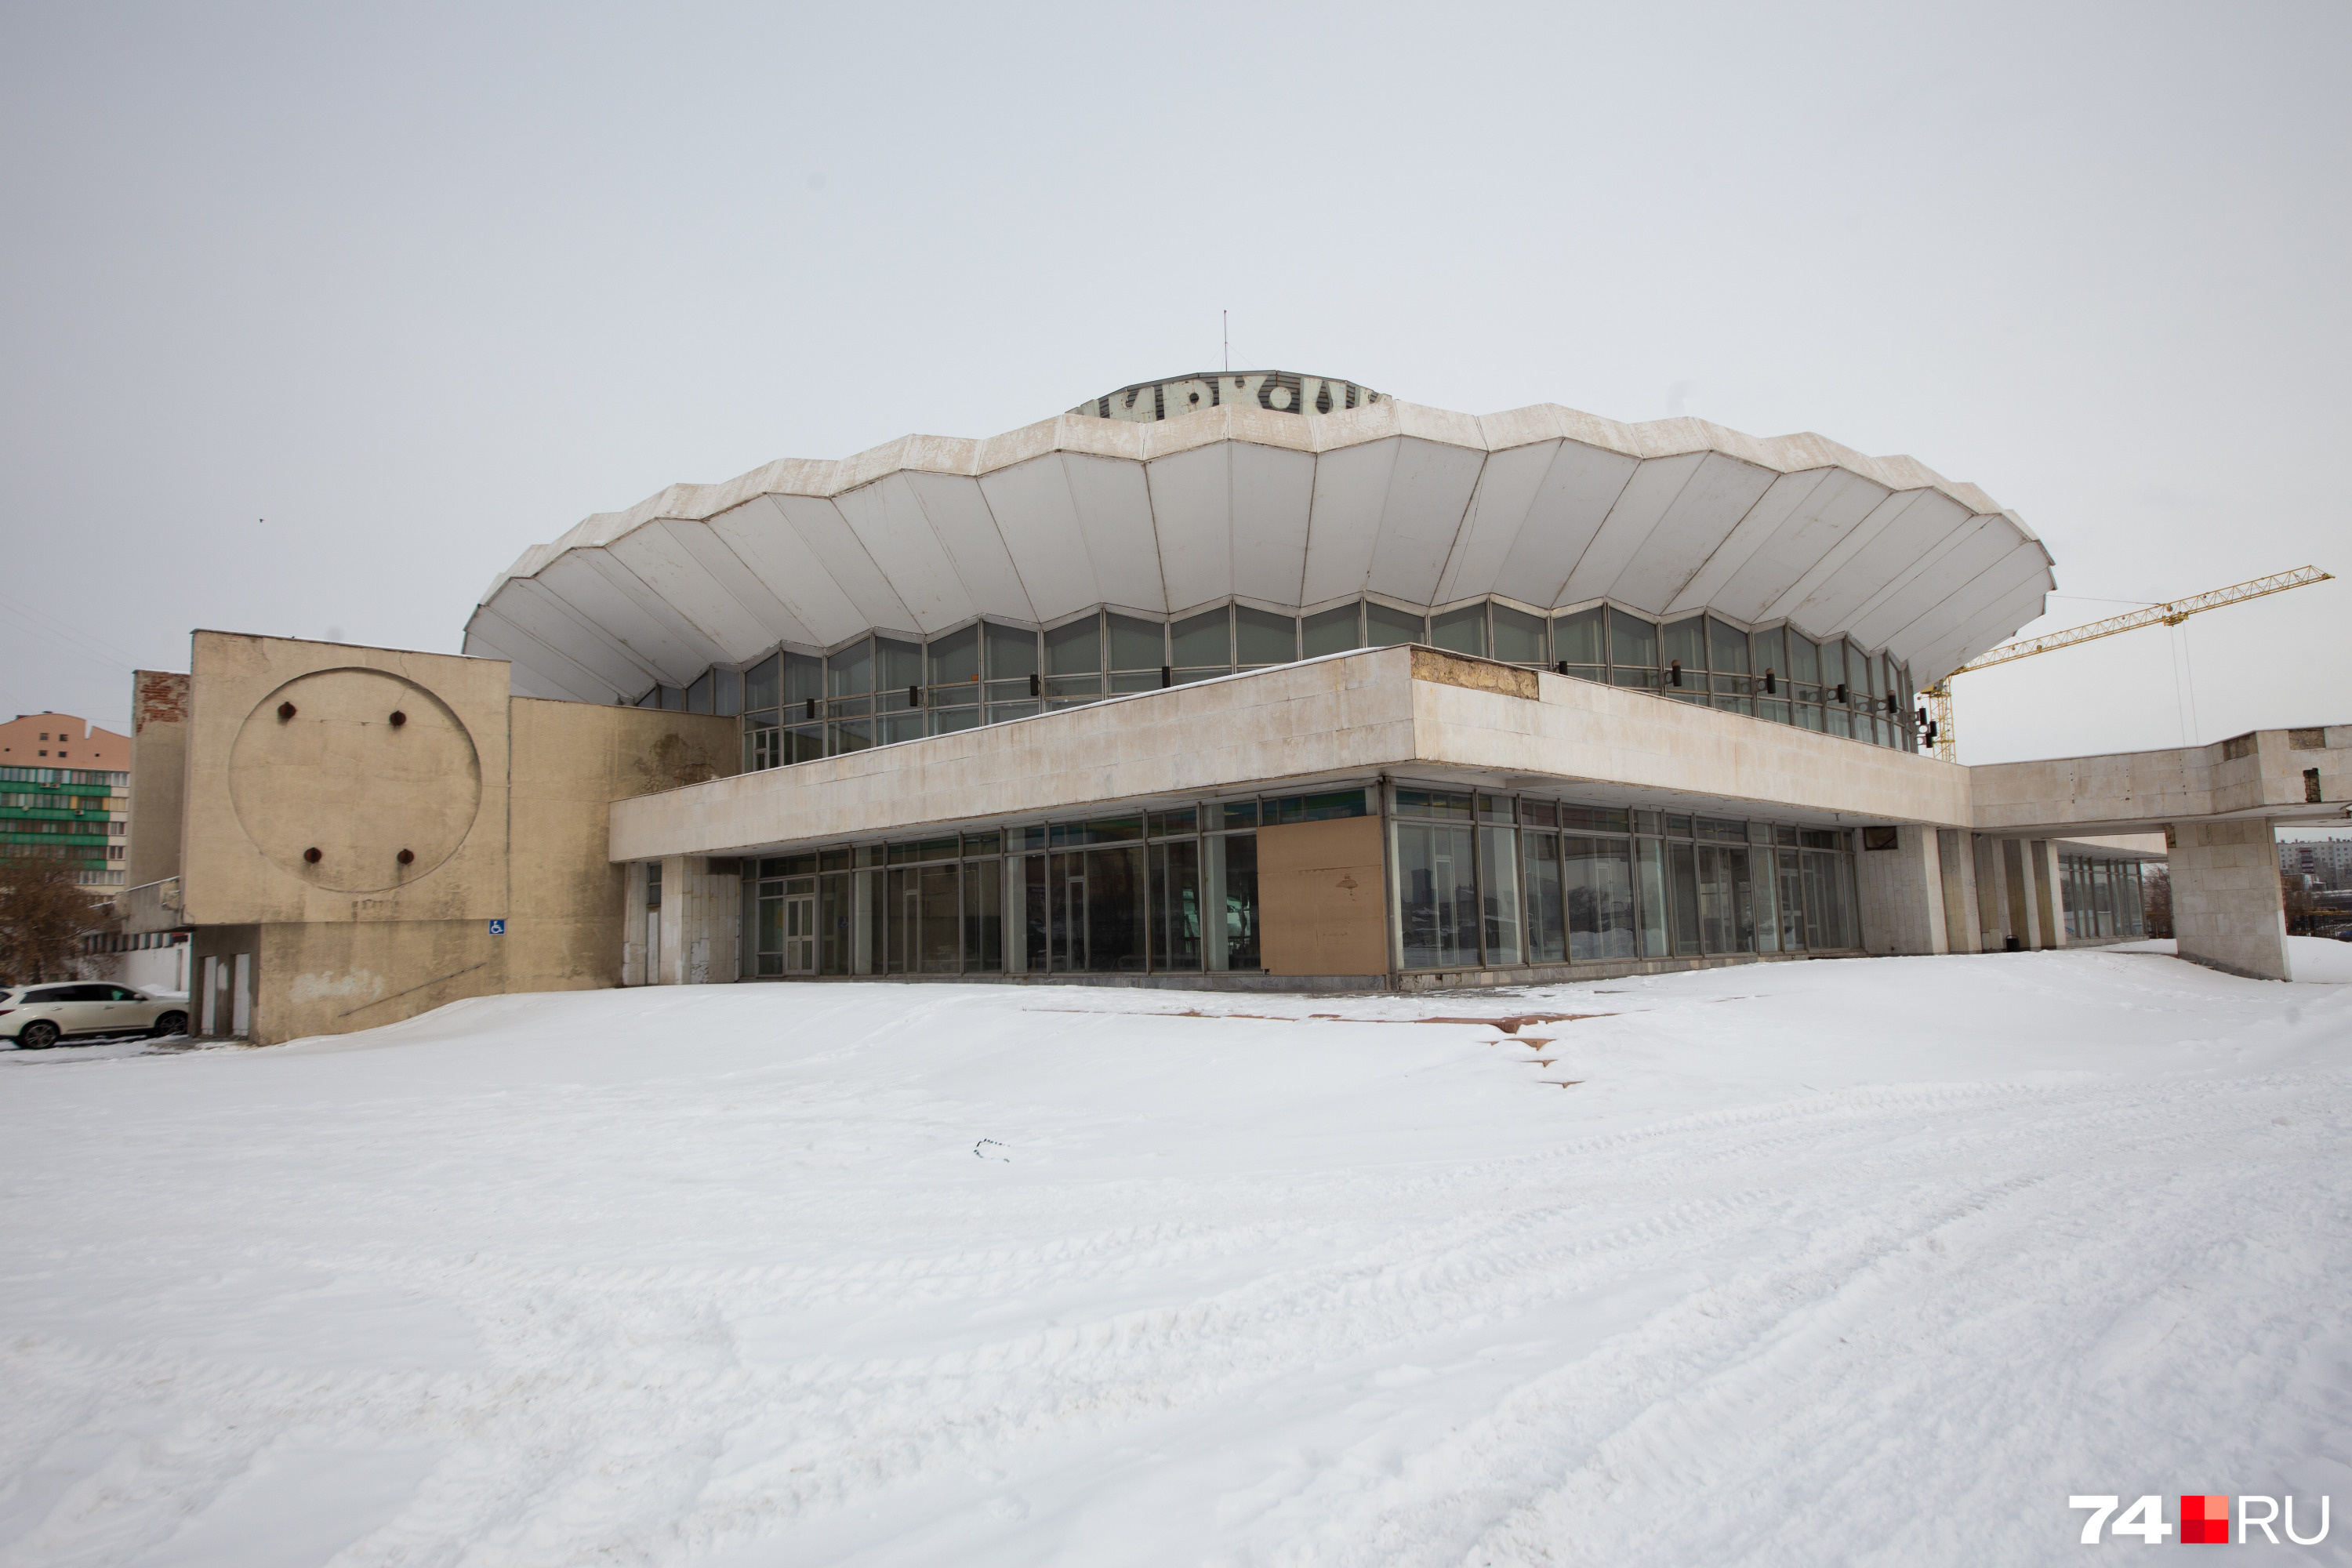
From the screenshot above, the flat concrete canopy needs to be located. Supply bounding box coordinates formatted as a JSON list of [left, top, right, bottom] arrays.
[[468, 394, 2053, 706]]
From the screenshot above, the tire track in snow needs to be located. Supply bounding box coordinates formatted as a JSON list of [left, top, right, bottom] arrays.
[[5, 993, 2346, 1564]]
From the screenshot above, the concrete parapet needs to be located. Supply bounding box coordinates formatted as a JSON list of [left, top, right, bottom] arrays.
[[2170, 819, 2288, 980]]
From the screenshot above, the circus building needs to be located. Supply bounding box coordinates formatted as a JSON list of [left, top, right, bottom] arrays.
[[115, 373, 2347, 1042]]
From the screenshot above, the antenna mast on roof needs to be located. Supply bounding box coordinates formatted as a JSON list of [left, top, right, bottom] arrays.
[[1223, 310, 1228, 373]]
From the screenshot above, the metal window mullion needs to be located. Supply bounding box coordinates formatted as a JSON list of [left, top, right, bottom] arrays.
[[1378, 775, 1400, 978], [1473, 808, 1490, 969]]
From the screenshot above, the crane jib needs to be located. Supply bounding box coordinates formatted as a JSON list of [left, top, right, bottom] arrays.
[[1924, 565, 2331, 761]]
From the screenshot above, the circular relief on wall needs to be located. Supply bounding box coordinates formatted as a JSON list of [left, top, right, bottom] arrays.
[[228, 668, 483, 893]]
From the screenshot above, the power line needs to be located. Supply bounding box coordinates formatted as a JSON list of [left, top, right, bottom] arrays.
[[0, 590, 142, 673]]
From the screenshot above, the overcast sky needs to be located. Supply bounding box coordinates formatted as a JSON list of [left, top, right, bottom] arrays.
[[4, 2, 2346, 782]]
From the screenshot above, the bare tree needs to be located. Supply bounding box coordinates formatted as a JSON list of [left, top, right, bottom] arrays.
[[2282, 873, 2322, 937], [2141, 867, 2172, 939], [0, 858, 116, 985]]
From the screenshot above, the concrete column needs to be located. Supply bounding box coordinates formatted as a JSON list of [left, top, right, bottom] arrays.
[[2006, 839, 2043, 949], [1971, 834, 2006, 950], [656, 855, 687, 984], [1935, 829, 1980, 953], [2170, 820, 2289, 980], [1854, 825, 1950, 955], [2028, 840, 2064, 948], [656, 855, 739, 985], [622, 862, 651, 984], [1987, 839, 2026, 949]]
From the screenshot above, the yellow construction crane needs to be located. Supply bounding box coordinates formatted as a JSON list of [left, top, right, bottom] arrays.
[[1923, 565, 2332, 761]]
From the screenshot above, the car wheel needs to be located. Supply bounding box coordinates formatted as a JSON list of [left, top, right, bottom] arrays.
[[17, 1020, 60, 1050], [151, 1011, 188, 1039]]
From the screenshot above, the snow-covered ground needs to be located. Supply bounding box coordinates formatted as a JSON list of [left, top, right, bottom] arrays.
[[2109, 932, 2352, 985], [2, 943, 2347, 1566]]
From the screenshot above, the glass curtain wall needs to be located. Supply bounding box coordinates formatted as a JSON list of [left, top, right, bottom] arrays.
[[1394, 787, 1860, 971], [717, 599, 1922, 773], [740, 781, 1868, 980], [739, 789, 1369, 978], [2058, 854, 2149, 939]]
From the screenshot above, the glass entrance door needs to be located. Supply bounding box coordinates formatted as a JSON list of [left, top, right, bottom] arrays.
[[1054, 855, 1087, 971], [756, 874, 819, 976], [782, 890, 816, 975]]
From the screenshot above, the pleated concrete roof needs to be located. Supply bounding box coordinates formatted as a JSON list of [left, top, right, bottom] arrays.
[[464, 396, 2052, 703]]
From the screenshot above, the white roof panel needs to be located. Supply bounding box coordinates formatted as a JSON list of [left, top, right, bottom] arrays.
[[977, 454, 1101, 623], [1228, 442, 1316, 608], [1301, 437, 1399, 605], [475, 394, 2044, 691], [1146, 444, 1234, 612], [1607, 452, 1778, 612], [1557, 451, 1705, 609], [1493, 438, 1642, 608]]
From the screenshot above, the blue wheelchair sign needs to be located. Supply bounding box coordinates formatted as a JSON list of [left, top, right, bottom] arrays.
[[488, 919, 506, 935]]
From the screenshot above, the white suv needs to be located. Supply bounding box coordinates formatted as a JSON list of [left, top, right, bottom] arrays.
[[0, 983, 190, 1049]]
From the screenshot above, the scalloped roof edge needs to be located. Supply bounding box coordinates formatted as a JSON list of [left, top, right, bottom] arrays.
[[482, 399, 2029, 604]]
